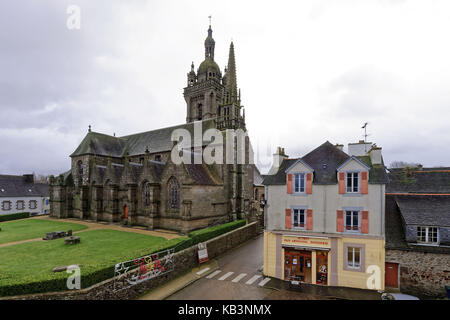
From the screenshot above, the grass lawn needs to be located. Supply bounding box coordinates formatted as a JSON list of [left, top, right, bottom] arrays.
[[0, 229, 187, 293], [0, 218, 88, 245]]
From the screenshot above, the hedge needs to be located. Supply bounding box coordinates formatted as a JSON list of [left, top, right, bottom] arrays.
[[0, 218, 247, 297], [0, 212, 30, 222]]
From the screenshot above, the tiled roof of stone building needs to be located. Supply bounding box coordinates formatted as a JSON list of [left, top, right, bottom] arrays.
[[394, 195, 450, 226], [263, 141, 389, 185], [386, 168, 450, 193], [0, 175, 49, 197], [70, 119, 216, 158]]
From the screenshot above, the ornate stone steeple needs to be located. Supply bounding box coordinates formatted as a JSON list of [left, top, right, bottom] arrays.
[[225, 42, 237, 104], [204, 25, 215, 60]]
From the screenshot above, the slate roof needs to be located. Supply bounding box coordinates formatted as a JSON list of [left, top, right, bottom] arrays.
[[0, 175, 49, 198], [301, 141, 350, 184], [394, 195, 450, 226], [254, 166, 264, 186], [71, 119, 216, 158], [185, 164, 222, 185], [385, 195, 450, 254], [386, 168, 450, 193], [263, 141, 388, 185], [262, 158, 297, 185]]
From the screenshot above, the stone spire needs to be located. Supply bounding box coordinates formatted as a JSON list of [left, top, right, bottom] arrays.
[[204, 24, 215, 60], [225, 42, 237, 103]]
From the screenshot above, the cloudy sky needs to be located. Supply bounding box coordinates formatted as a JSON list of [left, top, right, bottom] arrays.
[[1, 0, 449, 175]]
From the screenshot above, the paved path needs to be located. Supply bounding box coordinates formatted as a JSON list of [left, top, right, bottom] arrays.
[[0, 215, 181, 248], [165, 234, 276, 300]]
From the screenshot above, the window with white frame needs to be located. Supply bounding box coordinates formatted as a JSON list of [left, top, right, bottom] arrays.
[[345, 210, 360, 232], [347, 247, 361, 269], [417, 226, 439, 244], [292, 208, 306, 229], [346, 172, 359, 193], [16, 200, 25, 210], [294, 173, 305, 193], [2, 201, 11, 211], [29, 200, 37, 210]]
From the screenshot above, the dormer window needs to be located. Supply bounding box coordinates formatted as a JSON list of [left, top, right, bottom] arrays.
[[417, 226, 439, 244], [294, 173, 305, 193], [346, 172, 359, 193]]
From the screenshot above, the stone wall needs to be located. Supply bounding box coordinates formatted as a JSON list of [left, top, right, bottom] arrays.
[[2, 222, 259, 300], [386, 248, 450, 298]]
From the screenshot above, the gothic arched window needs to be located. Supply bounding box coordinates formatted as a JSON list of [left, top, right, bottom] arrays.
[[143, 182, 151, 207], [168, 177, 180, 210], [77, 160, 83, 186], [197, 104, 203, 120]]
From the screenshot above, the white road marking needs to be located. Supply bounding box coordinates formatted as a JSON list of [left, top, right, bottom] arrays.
[[196, 267, 210, 276], [232, 273, 247, 283], [258, 277, 271, 286], [218, 271, 234, 281], [206, 270, 222, 279], [245, 275, 262, 285]]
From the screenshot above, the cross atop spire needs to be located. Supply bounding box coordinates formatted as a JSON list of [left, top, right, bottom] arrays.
[[208, 15, 212, 26]]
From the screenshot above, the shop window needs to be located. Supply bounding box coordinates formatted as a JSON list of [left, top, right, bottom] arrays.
[[345, 210, 360, 232], [292, 208, 306, 229], [294, 173, 305, 193], [316, 251, 328, 285], [346, 172, 359, 193], [347, 247, 361, 269], [16, 200, 25, 210], [417, 226, 439, 244]]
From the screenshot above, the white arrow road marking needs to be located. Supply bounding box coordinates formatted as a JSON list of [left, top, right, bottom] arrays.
[[218, 271, 234, 281], [258, 277, 271, 286], [196, 267, 210, 276], [245, 275, 262, 285], [206, 270, 221, 279], [232, 273, 247, 283]]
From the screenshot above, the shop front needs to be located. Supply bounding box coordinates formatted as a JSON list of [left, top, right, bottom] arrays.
[[282, 235, 331, 285]]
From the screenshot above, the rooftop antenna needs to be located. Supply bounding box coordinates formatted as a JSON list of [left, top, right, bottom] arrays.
[[361, 122, 370, 152]]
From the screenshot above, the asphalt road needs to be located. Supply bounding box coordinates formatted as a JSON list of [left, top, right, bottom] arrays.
[[167, 233, 275, 300]]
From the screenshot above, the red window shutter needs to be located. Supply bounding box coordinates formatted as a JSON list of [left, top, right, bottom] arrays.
[[306, 209, 313, 230], [337, 210, 344, 232], [306, 173, 313, 194], [361, 211, 369, 234], [361, 171, 368, 194], [285, 209, 292, 229], [338, 172, 345, 194], [287, 174, 293, 194]]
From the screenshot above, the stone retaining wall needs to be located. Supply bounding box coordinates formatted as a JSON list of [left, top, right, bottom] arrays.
[[3, 221, 259, 300], [386, 248, 450, 298]]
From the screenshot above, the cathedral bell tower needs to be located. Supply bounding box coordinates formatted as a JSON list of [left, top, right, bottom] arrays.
[[183, 24, 245, 131]]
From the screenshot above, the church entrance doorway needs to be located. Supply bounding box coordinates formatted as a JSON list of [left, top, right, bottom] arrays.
[[123, 204, 128, 220]]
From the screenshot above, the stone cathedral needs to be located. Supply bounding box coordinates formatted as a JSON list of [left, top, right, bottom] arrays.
[[50, 24, 254, 234]]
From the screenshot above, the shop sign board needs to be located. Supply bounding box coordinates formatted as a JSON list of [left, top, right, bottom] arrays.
[[197, 242, 209, 264], [282, 235, 330, 248]]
